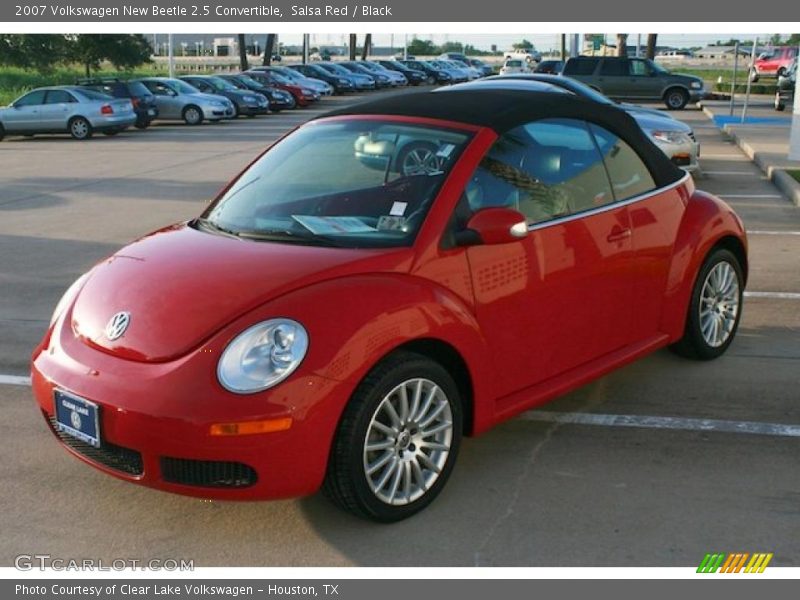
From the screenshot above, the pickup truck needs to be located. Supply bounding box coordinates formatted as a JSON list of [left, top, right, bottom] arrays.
[[503, 48, 542, 63]]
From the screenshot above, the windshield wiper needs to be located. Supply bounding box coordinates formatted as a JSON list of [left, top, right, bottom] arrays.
[[194, 218, 243, 238], [236, 228, 346, 248]]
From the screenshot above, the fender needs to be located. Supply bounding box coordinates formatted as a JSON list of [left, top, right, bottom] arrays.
[[249, 273, 495, 434], [660, 190, 748, 340]]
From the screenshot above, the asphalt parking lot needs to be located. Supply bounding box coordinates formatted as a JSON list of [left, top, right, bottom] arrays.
[[1, 92, 799, 567]]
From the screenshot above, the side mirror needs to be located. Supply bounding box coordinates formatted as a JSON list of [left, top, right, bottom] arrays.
[[457, 207, 528, 246]]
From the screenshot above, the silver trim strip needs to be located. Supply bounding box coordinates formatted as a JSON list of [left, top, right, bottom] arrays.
[[527, 171, 691, 233]]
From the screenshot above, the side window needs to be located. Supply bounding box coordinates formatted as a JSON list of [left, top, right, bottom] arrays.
[[600, 60, 627, 76], [464, 119, 614, 225], [14, 90, 46, 107], [629, 59, 651, 76], [44, 90, 76, 104], [589, 124, 656, 200], [564, 58, 599, 75]]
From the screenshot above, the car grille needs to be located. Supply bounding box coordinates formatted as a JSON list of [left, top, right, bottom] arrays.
[[160, 457, 257, 488], [45, 413, 144, 476]]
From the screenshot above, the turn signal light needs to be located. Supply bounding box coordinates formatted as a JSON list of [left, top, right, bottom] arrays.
[[209, 417, 293, 436]]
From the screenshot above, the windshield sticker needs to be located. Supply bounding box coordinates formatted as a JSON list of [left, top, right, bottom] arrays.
[[377, 216, 407, 231], [292, 215, 377, 235], [437, 144, 455, 158], [390, 201, 408, 216]]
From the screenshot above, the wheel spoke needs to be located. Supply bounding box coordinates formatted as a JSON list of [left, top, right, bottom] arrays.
[[398, 383, 410, 423], [419, 399, 447, 429], [413, 383, 437, 423], [417, 451, 442, 474], [386, 460, 404, 501], [411, 458, 427, 491], [382, 399, 402, 427], [374, 458, 398, 493], [421, 420, 452, 438], [367, 450, 394, 475], [365, 439, 394, 452], [371, 420, 396, 437]]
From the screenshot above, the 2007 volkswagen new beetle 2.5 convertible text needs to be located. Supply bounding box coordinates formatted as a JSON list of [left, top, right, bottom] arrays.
[[32, 89, 747, 522]]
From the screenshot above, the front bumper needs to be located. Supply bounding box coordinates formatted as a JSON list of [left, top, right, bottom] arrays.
[[689, 89, 707, 103], [31, 315, 353, 500], [656, 138, 700, 172]]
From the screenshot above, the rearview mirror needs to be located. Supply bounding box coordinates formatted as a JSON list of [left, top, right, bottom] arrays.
[[457, 207, 528, 246]]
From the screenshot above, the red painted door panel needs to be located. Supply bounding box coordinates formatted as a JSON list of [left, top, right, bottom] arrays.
[[466, 204, 634, 399]]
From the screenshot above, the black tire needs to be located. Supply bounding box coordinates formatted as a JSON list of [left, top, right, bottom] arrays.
[[0, 124, 4, 141], [323, 351, 463, 522], [182, 105, 203, 125], [134, 119, 150, 130], [775, 92, 786, 111], [232, 103, 241, 118], [670, 248, 744, 360], [68, 116, 92, 140], [749, 68, 759, 83], [777, 67, 787, 78], [664, 87, 689, 110]]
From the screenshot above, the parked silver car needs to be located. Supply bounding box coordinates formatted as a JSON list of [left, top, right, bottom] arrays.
[[136, 78, 235, 125], [0, 86, 135, 140]]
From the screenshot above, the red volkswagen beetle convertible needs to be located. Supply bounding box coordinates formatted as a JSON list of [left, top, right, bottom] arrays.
[[32, 89, 747, 521]]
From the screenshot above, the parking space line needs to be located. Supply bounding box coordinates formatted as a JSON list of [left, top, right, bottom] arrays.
[[0, 374, 31, 387], [703, 171, 761, 176], [747, 230, 800, 235], [719, 194, 784, 199], [522, 411, 800, 438], [744, 291, 800, 300]]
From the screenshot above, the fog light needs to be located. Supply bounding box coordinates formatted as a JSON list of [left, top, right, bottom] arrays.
[[209, 417, 292, 436]]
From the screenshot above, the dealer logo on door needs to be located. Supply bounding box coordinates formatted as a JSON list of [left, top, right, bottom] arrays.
[[105, 311, 131, 341]]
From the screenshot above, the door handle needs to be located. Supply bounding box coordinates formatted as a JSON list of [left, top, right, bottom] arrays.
[[607, 227, 632, 243]]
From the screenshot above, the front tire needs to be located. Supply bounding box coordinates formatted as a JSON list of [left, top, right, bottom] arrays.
[[323, 351, 463, 522], [664, 87, 689, 110], [670, 248, 744, 360], [68, 117, 92, 140], [182, 105, 203, 125]]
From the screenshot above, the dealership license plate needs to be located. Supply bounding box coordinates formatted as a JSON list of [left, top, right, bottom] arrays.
[[54, 390, 100, 448]]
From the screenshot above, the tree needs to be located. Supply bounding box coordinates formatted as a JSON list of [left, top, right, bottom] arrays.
[[440, 41, 464, 53], [68, 34, 152, 77], [263, 34, 276, 66], [361, 34, 372, 60], [407, 37, 436, 56], [512, 39, 534, 50], [0, 34, 72, 71], [616, 34, 629, 57], [349, 34, 357, 60], [645, 34, 658, 59], [237, 34, 249, 71]]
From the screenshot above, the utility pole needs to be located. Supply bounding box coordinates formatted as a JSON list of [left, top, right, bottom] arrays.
[[167, 33, 174, 78]]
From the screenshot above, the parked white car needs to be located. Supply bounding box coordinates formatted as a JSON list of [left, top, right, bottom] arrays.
[[499, 58, 532, 75], [503, 48, 542, 63]]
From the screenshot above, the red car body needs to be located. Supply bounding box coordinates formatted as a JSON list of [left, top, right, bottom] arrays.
[[754, 46, 799, 78], [32, 90, 747, 506], [243, 70, 317, 107]]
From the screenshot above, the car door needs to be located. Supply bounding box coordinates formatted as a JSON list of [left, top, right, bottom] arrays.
[[39, 89, 78, 130], [3, 89, 46, 132], [597, 58, 630, 98], [588, 123, 682, 342], [142, 81, 179, 118], [627, 59, 664, 100], [462, 118, 635, 397]]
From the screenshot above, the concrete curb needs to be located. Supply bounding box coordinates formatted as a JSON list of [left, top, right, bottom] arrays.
[[704, 112, 800, 208]]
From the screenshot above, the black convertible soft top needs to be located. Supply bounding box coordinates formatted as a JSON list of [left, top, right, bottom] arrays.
[[317, 88, 685, 187]]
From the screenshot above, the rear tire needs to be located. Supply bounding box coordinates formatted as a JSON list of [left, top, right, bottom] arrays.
[[664, 87, 689, 110], [323, 351, 463, 522], [0, 125, 4, 141], [134, 119, 150, 130], [775, 92, 786, 111], [670, 248, 744, 360], [68, 116, 92, 140], [182, 105, 203, 125]]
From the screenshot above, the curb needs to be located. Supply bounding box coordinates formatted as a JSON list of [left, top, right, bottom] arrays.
[[712, 119, 800, 208]]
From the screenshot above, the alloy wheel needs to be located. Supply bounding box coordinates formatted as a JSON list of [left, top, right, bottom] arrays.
[[698, 261, 740, 348]]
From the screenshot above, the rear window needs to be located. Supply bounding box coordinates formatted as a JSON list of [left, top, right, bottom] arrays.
[[74, 88, 114, 101], [128, 81, 151, 96], [564, 58, 599, 75]]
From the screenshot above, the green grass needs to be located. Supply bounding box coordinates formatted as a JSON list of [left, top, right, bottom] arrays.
[[788, 170, 800, 184], [0, 65, 167, 105]]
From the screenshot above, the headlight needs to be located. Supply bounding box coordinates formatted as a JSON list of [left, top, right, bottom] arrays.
[[691, 81, 703, 89], [51, 272, 90, 326], [243, 95, 258, 103], [218, 319, 309, 394], [651, 130, 690, 144]]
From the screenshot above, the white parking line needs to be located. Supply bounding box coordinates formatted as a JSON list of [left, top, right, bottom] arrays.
[[747, 230, 800, 235], [522, 411, 800, 438], [720, 194, 784, 199], [0, 374, 31, 386], [703, 171, 759, 176], [744, 291, 800, 300]]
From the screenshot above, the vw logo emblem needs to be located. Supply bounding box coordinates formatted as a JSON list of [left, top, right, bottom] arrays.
[[70, 410, 82, 430], [105, 311, 131, 341]]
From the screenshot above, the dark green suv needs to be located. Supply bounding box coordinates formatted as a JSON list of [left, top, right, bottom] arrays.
[[562, 56, 706, 110]]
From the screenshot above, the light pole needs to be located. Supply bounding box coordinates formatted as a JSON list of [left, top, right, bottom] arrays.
[[789, 44, 800, 160], [168, 33, 175, 78]]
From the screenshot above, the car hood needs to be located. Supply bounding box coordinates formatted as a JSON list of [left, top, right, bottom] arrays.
[[629, 111, 692, 134], [70, 224, 412, 363], [187, 92, 229, 103]]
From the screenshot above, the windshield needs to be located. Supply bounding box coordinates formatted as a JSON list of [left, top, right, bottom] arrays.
[[200, 120, 472, 248], [208, 77, 238, 91], [651, 61, 671, 75], [168, 79, 201, 94]]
